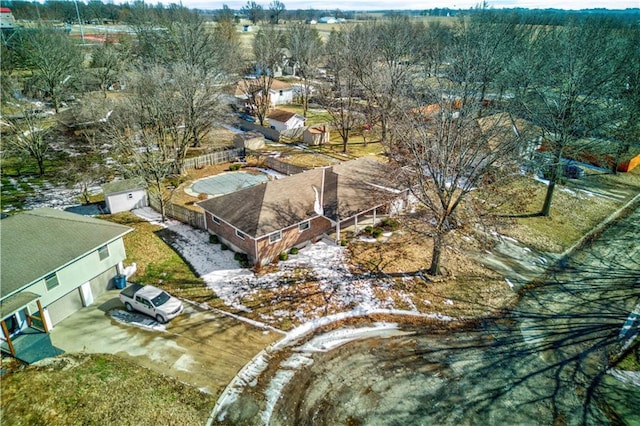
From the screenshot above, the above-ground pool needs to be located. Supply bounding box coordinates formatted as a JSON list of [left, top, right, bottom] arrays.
[[190, 171, 269, 197]]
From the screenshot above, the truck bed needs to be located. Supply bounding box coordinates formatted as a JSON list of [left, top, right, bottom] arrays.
[[119, 283, 144, 299]]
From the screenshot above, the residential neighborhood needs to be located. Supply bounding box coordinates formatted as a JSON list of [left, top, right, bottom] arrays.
[[1, 1, 639, 425]]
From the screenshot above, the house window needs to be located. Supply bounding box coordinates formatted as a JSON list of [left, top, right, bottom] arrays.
[[269, 231, 282, 244], [236, 229, 246, 240], [98, 245, 110, 261], [45, 273, 59, 291], [211, 214, 221, 224], [279, 90, 283, 96], [299, 221, 310, 232], [127, 193, 133, 199]]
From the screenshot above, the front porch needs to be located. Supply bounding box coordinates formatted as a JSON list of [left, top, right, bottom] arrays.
[[0, 327, 63, 364], [1, 291, 64, 364]]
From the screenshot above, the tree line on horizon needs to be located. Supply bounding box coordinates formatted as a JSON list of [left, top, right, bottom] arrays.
[[1, 5, 638, 275], [2, 0, 639, 26]]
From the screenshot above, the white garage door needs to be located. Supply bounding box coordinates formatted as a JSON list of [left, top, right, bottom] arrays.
[[47, 289, 84, 325]]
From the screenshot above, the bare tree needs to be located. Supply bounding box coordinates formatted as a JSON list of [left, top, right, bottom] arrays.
[[512, 18, 629, 217], [320, 29, 362, 153], [89, 42, 127, 98], [390, 77, 525, 276], [348, 18, 417, 144], [172, 64, 226, 149], [14, 28, 82, 112], [104, 102, 175, 222], [242, 1, 264, 25], [243, 25, 286, 126], [605, 24, 640, 174], [269, 0, 286, 24], [286, 22, 323, 117], [4, 112, 53, 176]]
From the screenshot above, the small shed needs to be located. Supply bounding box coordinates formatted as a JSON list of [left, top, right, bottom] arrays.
[[303, 125, 331, 146], [234, 131, 266, 151], [267, 109, 305, 131], [102, 178, 148, 214]]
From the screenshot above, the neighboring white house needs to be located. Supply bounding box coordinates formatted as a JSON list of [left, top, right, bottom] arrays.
[[102, 178, 148, 214], [235, 78, 294, 109], [267, 79, 294, 106], [267, 109, 306, 131]]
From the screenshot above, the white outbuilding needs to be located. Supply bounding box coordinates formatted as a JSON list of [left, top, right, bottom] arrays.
[[102, 178, 148, 214]]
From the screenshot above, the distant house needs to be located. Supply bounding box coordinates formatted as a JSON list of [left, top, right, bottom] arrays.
[[242, 24, 252, 32], [102, 178, 148, 214], [318, 16, 337, 24], [0, 208, 132, 363], [303, 125, 331, 146], [197, 157, 407, 265], [0, 7, 15, 29], [267, 109, 305, 131], [235, 78, 295, 109]]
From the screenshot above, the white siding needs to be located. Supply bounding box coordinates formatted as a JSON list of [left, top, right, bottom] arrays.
[[106, 189, 148, 214]]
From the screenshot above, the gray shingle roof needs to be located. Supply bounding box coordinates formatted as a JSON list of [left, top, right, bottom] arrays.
[[102, 178, 146, 195], [198, 157, 400, 238], [0, 208, 132, 297]]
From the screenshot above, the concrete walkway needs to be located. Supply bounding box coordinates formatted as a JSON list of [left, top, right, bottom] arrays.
[[49, 290, 280, 396]]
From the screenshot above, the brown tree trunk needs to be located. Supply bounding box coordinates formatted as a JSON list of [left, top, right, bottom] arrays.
[[541, 179, 556, 217], [428, 232, 444, 275]]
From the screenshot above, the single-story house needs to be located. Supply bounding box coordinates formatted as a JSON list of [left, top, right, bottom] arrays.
[[267, 109, 306, 131], [234, 131, 266, 151], [235, 78, 294, 109], [0, 208, 133, 363], [303, 125, 331, 146], [102, 178, 148, 214], [197, 157, 407, 265]]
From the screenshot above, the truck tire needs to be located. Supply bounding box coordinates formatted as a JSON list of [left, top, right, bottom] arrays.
[[125, 302, 133, 312], [156, 314, 166, 324]]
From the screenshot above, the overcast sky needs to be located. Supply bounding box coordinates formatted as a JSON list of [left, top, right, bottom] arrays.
[[179, 0, 639, 10]]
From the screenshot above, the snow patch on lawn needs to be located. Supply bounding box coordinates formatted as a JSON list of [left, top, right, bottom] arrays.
[[131, 207, 402, 316]]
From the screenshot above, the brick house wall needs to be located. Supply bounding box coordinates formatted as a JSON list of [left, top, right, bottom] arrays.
[[204, 212, 258, 260], [205, 211, 332, 265], [256, 216, 333, 264]]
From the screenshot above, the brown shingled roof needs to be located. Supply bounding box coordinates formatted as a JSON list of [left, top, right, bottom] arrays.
[[198, 158, 402, 238], [266, 108, 301, 123], [235, 78, 293, 97]]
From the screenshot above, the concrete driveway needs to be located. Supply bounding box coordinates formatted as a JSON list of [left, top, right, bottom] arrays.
[[49, 290, 282, 396]]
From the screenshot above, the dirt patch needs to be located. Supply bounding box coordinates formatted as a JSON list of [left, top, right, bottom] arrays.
[[347, 229, 515, 318]]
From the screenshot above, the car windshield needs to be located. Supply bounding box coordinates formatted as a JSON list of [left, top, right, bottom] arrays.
[[151, 292, 171, 307]]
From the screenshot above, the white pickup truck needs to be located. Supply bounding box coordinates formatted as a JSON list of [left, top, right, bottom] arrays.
[[119, 283, 183, 324]]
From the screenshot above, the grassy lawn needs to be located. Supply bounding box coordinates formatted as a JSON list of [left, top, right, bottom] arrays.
[[104, 212, 215, 303], [1, 354, 216, 426], [499, 171, 640, 252]]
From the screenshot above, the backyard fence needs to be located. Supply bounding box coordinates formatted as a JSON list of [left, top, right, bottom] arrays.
[[263, 156, 307, 175], [182, 148, 244, 171], [149, 196, 206, 230]]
